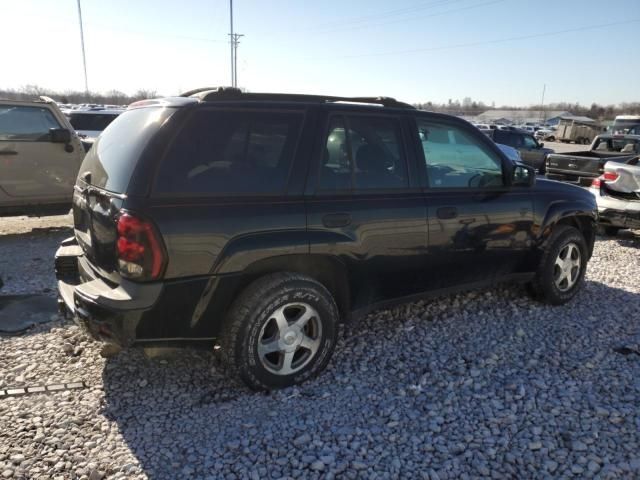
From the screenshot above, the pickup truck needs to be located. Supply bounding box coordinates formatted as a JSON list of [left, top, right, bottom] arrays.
[[545, 134, 640, 186]]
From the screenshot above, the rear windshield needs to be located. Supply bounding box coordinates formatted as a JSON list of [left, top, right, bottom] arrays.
[[593, 137, 640, 154], [78, 107, 174, 193], [68, 112, 120, 131]]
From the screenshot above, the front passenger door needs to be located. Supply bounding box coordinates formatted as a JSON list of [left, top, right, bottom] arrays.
[[415, 118, 535, 290]]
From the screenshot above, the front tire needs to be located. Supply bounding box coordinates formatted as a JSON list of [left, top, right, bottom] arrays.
[[529, 225, 588, 305], [220, 273, 339, 390]]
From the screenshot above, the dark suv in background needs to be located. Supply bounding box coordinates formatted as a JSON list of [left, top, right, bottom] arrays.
[[491, 127, 554, 173], [56, 88, 597, 390]]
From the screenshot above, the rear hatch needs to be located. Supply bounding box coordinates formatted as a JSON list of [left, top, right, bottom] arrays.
[[73, 106, 175, 281]]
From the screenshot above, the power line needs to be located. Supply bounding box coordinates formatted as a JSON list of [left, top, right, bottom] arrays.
[[315, 18, 640, 60], [312, 0, 505, 34], [308, 0, 468, 31]]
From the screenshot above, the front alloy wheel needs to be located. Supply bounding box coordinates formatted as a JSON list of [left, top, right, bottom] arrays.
[[553, 242, 581, 292]]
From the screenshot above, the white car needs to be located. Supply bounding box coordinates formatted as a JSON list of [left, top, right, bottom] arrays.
[[65, 109, 123, 139], [590, 159, 640, 235]]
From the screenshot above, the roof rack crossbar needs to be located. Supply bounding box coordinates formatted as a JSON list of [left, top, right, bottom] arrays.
[[191, 89, 414, 109]]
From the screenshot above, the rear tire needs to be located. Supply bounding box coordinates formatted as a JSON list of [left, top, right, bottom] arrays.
[[603, 226, 621, 236], [529, 225, 588, 305], [219, 273, 339, 390]]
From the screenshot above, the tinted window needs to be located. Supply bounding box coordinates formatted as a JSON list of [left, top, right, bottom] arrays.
[[0, 105, 60, 141], [418, 120, 504, 189], [68, 113, 120, 131], [156, 110, 302, 195], [319, 115, 408, 191], [79, 107, 175, 192]]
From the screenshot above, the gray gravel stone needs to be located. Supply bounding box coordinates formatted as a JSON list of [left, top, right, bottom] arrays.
[[1, 217, 640, 479]]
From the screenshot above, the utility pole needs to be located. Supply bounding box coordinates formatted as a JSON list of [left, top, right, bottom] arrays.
[[228, 0, 244, 88], [76, 0, 89, 95], [540, 83, 546, 125], [229, 0, 234, 87], [233, 33, 244, 88]]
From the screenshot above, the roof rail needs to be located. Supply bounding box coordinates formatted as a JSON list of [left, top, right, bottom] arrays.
[[193, 89, 414, 109], [179, 86, 241, 98]]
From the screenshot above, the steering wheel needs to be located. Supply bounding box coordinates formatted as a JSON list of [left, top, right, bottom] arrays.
[[468, 173, 484, 188]]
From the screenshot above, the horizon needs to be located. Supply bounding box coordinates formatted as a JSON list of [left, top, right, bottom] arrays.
[[2, 0, 639, 106]]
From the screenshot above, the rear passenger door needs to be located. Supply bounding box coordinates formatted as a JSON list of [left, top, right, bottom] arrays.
[[306, 111, 428, 311], [413, 116, 535, 290]]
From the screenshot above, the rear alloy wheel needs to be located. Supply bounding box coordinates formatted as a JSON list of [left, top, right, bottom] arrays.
[[529, 225, 588, 305], [220, 273, 339, 390], [257, 302, 323, 376]]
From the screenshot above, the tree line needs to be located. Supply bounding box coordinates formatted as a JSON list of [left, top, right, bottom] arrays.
[[413, 97, 640, 120], [2, 87, 639, 120], [0, 85, 158, 106]]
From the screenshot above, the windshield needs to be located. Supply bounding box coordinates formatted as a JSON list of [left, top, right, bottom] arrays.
[[68, 112, 120, 131], [78, 107, 175, 193]]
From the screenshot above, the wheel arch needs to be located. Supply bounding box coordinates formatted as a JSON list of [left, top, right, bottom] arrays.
[[540, 205, 596, 258], [235, 254, 351, 322]]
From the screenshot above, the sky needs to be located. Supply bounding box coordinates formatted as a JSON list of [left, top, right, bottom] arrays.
[[2, 0, 639, 106]]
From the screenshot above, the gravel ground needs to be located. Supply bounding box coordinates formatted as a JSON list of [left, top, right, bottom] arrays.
[[0, 214, 72, 297], [1, 216, 640, 479]]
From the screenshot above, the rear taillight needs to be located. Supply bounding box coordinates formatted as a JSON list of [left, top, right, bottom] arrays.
[[591, 176, 603, 188], [603, 171, 619, 182], [116, 212, 166, 280]]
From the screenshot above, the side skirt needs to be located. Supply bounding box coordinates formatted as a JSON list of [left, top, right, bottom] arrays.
[[350, 272, 535, 321]]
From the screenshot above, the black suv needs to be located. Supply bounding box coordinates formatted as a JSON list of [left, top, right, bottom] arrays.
[[56, 88, 597, 390], [491, 127, 554, 173]]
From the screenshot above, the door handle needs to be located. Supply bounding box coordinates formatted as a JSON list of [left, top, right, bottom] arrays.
[[0, 150, 18, 155], [322, 213, 351, 228], [436, 206, 458, 220]]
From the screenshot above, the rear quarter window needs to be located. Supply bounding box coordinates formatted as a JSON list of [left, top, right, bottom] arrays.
[[155, 109, 303, 195], [78, 107, 174, 193]]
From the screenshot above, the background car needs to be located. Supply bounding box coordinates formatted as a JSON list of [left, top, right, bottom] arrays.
[[66, 108, 123, 139]]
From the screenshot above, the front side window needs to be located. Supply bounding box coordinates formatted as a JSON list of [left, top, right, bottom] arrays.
[[523, 135, 538, 149], [156, 110, 303, 195], [418, 120, 504, 189], [319, 115, 408, 191], [0, 105, 60, 141]]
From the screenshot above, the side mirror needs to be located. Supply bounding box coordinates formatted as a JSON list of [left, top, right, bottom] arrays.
[[538, 142, 544, 148], [49, 128, 71, 144], [512, 163, 535, 187]]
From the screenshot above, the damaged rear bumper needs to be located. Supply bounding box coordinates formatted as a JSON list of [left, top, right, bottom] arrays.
[[55, 237, 162, 347], [592, 190, 640, 229]]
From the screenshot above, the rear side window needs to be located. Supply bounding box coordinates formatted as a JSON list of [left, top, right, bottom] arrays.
[[0, 105, 60, 141], [155, 110, 303, 195], [319, 115, 408, 191]]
